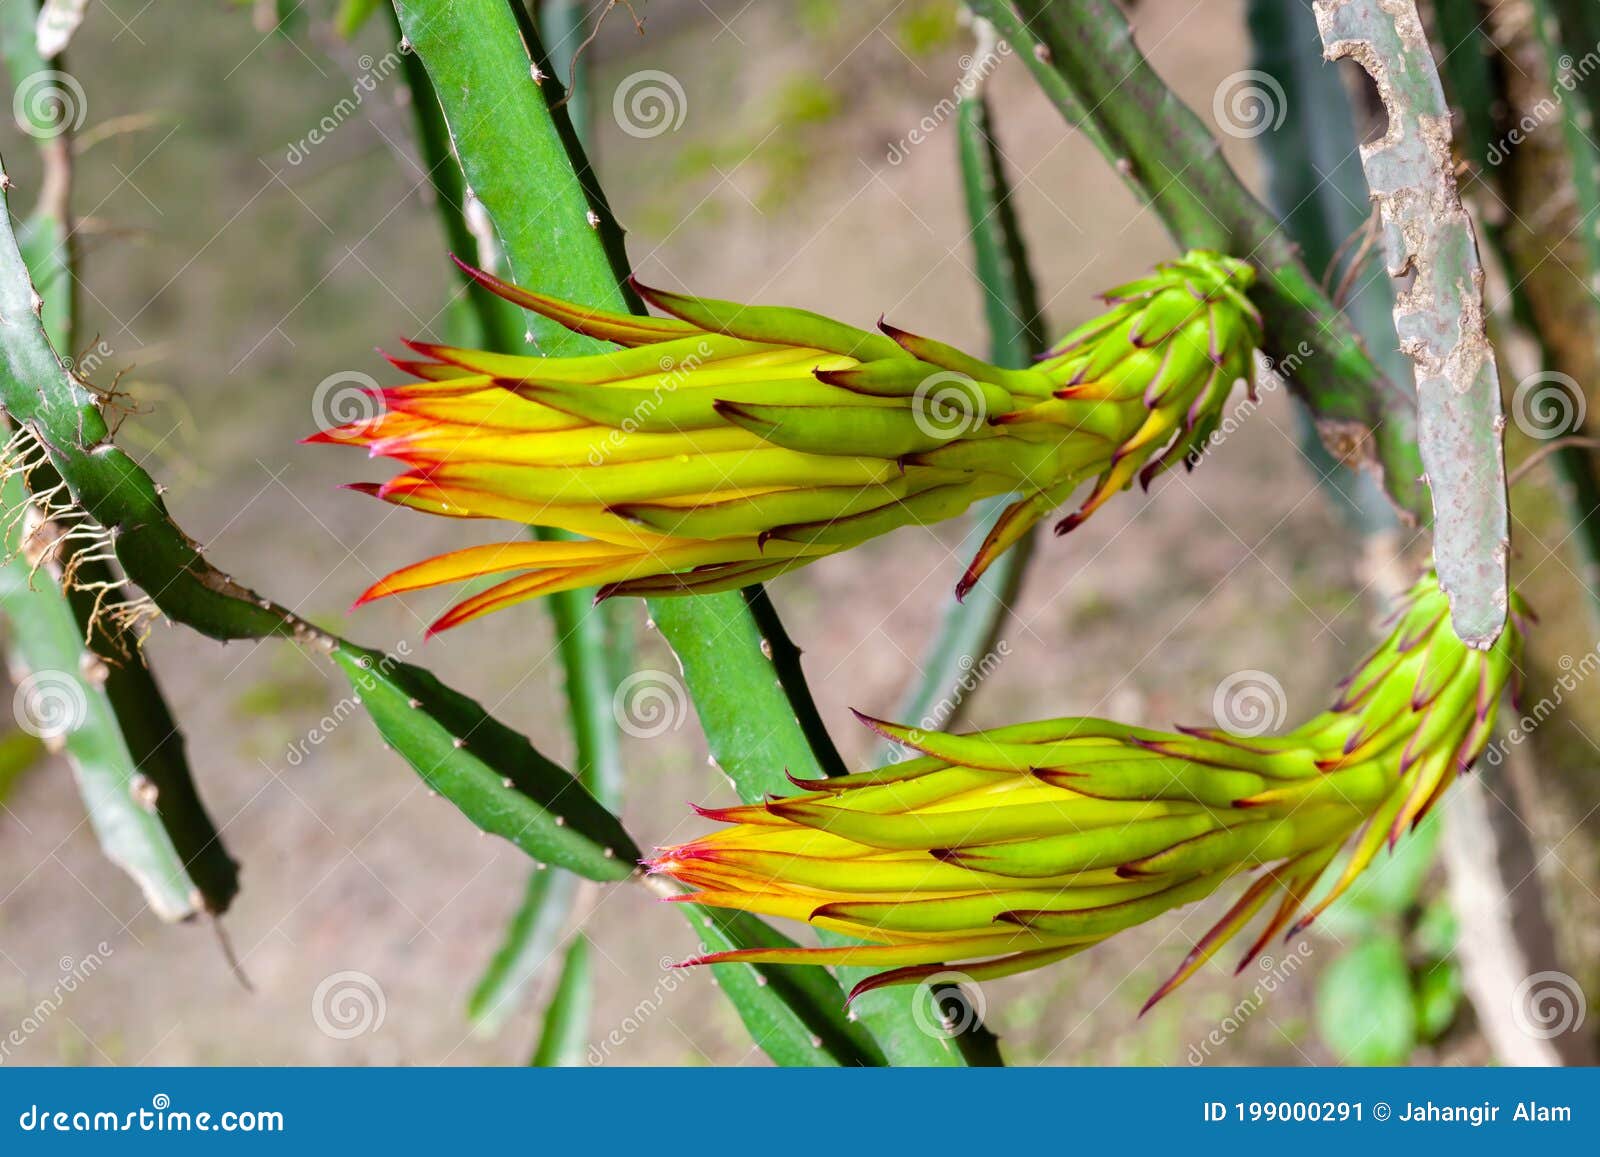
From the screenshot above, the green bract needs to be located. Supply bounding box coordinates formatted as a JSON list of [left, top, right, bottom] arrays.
[[316, 251, 1260, 633], [649, 569, 1526, 1010]]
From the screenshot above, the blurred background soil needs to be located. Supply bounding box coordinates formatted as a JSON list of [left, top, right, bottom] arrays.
[[0, 0, 1511, 1064]]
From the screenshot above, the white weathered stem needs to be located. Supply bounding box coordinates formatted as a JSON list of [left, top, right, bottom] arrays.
[[1443, 764, 1595, 1066], [1314, 0, 1509, 649]]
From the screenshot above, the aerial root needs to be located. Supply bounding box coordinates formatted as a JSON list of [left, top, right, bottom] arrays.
[[2, 423, 155, 655]]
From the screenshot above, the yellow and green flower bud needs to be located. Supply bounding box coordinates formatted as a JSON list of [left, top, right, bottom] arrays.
[[648, 570, 1527, 1010], [315, 251, 1260, 633]]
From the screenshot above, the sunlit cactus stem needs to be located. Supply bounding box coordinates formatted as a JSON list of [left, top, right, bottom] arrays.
[[647, 569, 1527, 1011], [314, 251, 1260, 633]]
